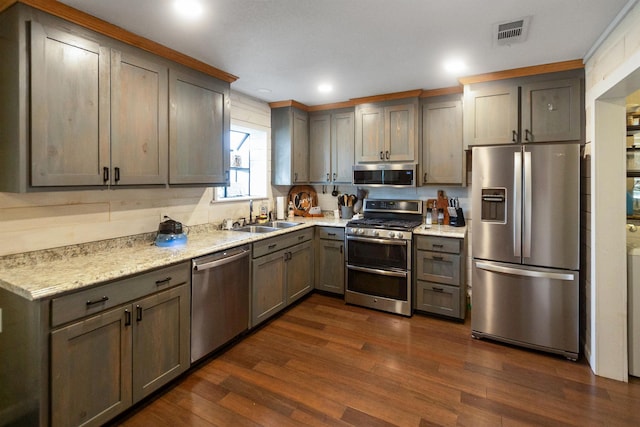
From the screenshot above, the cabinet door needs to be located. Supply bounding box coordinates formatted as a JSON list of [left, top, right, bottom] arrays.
[[465, 84, 519, 146], [292, 109, 309, 183], [332, 111, 355, 183], [355, 106, 385, 162], [286, 240, 314, 304], [111, 50, 168, 185], [315, 239, 345, 294], [252, 252, 287, 327], [51, 306, 132, 427], [422, 100, 463, 185], [415, 250, 461, 286], [521, 78, 581, 143], [415, 280, 461, 319], [132, 284, 190, 403], [169, 69, 229, 184], [385, 103, 416, 161], [30, 21, 110, 187], [309, 113, 331, 183]]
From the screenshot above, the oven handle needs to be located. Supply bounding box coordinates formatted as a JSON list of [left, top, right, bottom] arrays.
[[347, 264, 407, 278], [346, 236, 407, 246]]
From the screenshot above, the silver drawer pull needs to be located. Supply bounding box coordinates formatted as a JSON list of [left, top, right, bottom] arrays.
[[432, 287, 444, 293], [86, 296, 109, 306], [432, 244, 443, 248]]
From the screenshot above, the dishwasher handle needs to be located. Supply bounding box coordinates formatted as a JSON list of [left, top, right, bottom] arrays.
[[193, 248, 250, 271]]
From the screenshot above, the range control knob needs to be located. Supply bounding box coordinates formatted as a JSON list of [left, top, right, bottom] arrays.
[[349, 227, 358, 234], [372, 230, 380, 237], [358, 228, 365, 235], [388, 231, 396, 239]]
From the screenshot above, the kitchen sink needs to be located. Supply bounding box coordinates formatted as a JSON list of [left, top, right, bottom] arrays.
[[264, 221, 301, 229], [233, 225, 278, 233]]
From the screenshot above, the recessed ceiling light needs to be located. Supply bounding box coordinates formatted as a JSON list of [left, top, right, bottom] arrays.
[[173, 0, 203, 20], [257, 88, 272, 94], [443, 58, 467, 75], [318, 84, 333, 93]]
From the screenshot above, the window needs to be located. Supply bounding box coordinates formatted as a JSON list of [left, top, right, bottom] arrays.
[[215, 124, 267, 200]]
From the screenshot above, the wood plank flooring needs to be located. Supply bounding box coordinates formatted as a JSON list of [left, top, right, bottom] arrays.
[[114, 293, 640, 426]]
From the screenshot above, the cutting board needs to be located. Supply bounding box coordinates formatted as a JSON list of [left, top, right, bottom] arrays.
[[287, 185, 320, 217], [426, 190, 450, 225]]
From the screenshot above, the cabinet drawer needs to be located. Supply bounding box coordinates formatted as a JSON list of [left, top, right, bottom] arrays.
[[415, 251, 461, 286], [317, 226, 345, 241], [253, 228, 313, 258], [415, 280, 461, 319], [415, 236, 461, 254], [51, 262, 190, 327]]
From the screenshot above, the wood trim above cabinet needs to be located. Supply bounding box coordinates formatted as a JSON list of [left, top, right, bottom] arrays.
[[4, 0, 238, 83], [458, 59, 584, 85], [420, 86, 463, 98]]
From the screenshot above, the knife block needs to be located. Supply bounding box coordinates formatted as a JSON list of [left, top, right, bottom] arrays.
[[449, 208, 466, 227]]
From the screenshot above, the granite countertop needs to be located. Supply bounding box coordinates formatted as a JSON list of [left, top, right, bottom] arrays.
[[0, 217, 347, 301], [0, 217, 465, 301], [413, 224, 467, 239]]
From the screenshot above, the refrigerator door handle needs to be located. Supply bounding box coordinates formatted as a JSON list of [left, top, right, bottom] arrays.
[[523, 151, 532, 258], [513, 151, 522, 257], [475, 261, 576, 281]]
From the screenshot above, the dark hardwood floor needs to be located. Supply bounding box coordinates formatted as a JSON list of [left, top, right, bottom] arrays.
[[116, 293, 640, 426]]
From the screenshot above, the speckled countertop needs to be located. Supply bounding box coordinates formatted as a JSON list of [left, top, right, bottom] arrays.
[[0, 217, 347, 301], [413, 224, 467, 239], [0, 218, 465, 301]]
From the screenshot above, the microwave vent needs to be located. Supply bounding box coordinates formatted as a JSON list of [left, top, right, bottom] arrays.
[[494, 16, 530, 46]]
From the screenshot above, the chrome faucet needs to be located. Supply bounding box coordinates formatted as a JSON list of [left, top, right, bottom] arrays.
[[249, 199, 253, 224]]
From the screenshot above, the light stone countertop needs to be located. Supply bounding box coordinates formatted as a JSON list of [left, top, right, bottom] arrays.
[[0, 217, 347, 301], [0, 217, 466, 301], [413, 224, 467, 239]]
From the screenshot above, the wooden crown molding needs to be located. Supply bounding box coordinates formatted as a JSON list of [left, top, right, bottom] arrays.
[[4, 0, 238, 83], [458, 59, 584, 85], [419, 86, 463, 98]]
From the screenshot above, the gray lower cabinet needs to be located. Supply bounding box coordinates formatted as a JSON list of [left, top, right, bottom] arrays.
[[251, 229, 314, 327], [414, 235, 466, 320], [315, 227, 345, 294], [50, 263, 190, 427]]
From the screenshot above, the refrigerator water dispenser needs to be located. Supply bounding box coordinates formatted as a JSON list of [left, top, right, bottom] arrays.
[[481, 188, 506, 223]]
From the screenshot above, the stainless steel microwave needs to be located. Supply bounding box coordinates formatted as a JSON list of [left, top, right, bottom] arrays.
[[352, 163, 416, 187]]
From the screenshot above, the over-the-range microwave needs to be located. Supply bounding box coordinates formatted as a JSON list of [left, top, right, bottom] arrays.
[[352, 163, 416, 187]]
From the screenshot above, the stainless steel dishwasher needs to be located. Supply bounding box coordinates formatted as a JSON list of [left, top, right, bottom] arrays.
[[191, 244, 250, 363]]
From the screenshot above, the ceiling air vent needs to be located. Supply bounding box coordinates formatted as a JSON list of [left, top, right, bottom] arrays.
[[494, 16, 531, 46]]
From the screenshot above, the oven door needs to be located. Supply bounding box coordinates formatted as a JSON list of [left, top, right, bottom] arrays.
[[346, 265, 408, 300], [346, 236, 407, 270]]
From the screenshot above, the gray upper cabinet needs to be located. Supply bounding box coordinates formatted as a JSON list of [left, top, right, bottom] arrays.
[[272, 106, 309, 185], [521, 78, 582, 143], [463, 83, 519, 147], [169, 69, 230, 185], [421, 98, 463, 185], [111, 50, 168, 186], [355, 99, 418, 163], [464, 73, 583, 147], [0, 5, 231, 192], [30, 19, 110, 187], [309, 109, 355, 184]]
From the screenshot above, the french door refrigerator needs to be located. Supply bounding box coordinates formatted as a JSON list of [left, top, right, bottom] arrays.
[[471, 143, 580, 360]]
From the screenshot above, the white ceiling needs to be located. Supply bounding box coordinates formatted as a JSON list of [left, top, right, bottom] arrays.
[[60, 0, 630, 106]]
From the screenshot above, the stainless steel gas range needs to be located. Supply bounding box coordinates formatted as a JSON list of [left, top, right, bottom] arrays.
[[345, 199, 423, 316]]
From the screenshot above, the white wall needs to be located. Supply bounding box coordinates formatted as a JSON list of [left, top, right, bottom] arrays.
[[584, 0, 640, 380]]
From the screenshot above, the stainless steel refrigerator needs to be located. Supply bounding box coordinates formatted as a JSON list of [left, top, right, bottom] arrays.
[[471, 143, 580, 360]]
